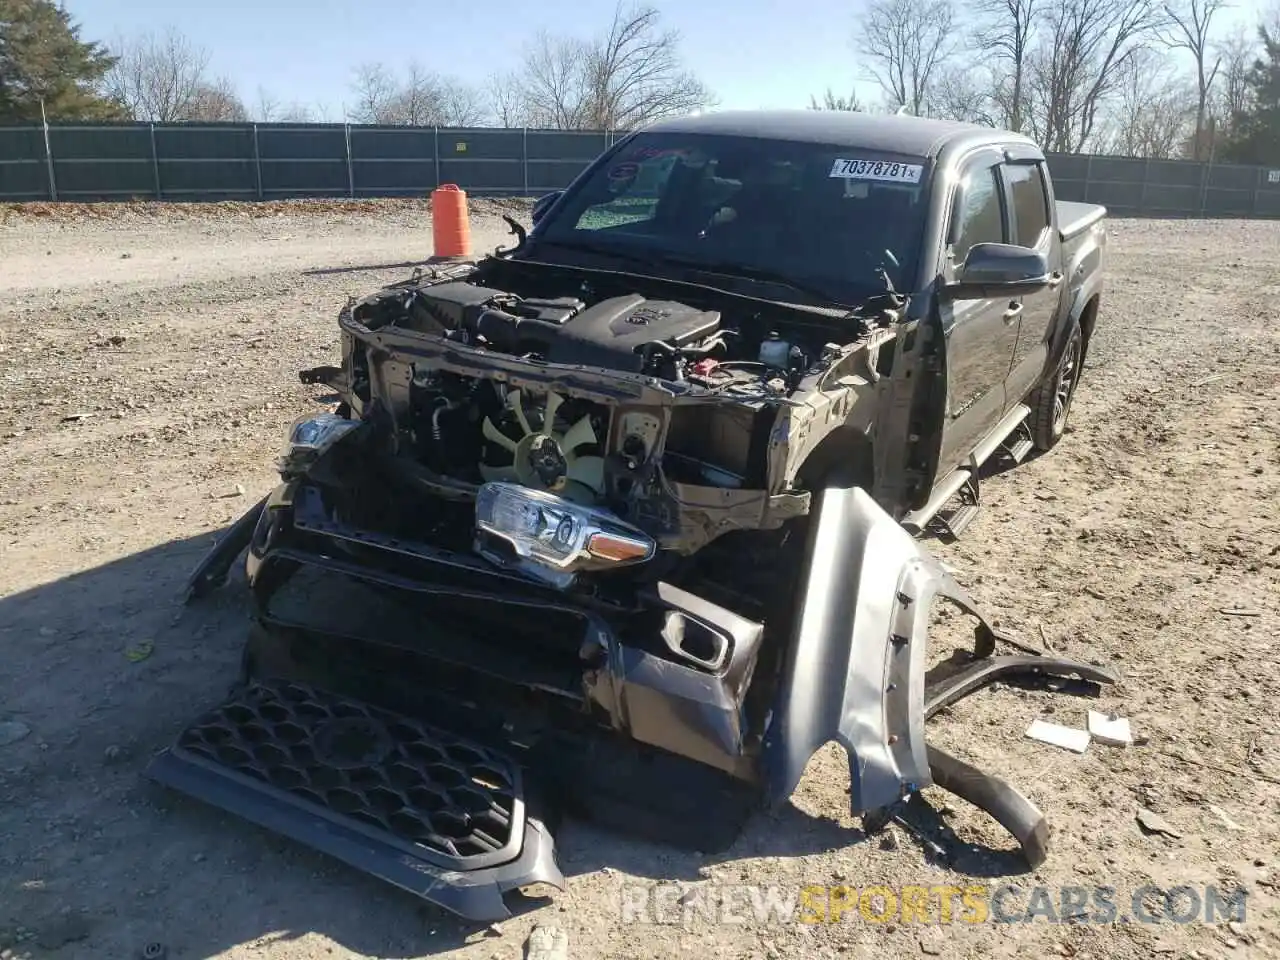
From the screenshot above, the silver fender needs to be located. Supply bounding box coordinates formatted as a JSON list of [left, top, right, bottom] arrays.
[[762, 484, 997, 815]]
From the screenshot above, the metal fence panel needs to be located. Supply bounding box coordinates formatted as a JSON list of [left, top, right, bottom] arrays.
[[0, 162, 46, 199], [0, 127, 46, 199], [527, 130, 611, 160], [352, 159, 437, 195], [49, 125, 149, 160], [3, 121, 1280, 218], [350, 127, 436, 160], [0, 127, 44, 161], [160, 160, 257, 196], [439, 128, 523, 162], [156, 124, 254, 160], [256, 125, 346, 160]]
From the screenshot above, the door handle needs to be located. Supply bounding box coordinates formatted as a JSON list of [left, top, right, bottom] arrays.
[[1047, 271, 1064, 289], [1003, 302, 1023, 323]]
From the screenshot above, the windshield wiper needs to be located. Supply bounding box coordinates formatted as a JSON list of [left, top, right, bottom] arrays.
[[644, 255, 851, 308], [531, 238, 852, 308]]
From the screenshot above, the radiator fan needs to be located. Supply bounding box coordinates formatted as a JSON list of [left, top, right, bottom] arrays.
[[479, 389, 605, 502]]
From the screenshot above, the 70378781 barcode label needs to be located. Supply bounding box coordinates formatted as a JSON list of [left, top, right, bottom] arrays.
[[829, 158, 923, 183]]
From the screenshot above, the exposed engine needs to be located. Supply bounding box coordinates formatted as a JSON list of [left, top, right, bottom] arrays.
[[331, 266, 891, 586], [354, 275, 836, 393]]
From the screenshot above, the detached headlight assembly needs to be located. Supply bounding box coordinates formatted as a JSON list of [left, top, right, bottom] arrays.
[[277, 412, 360, 477], [475, 482, 655, 589]]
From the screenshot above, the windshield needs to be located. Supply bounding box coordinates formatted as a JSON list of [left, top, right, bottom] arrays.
[[535, 131, 932, 304]]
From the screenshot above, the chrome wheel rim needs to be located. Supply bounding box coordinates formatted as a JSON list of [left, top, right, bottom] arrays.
[[1052, 335, 1080, 432]]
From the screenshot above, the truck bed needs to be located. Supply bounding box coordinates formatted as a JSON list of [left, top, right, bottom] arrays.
[[1057, 200, 1106, 241]]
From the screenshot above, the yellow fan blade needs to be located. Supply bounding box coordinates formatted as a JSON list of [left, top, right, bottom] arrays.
[[565, 454, 605, 494], [560, 414, 597, 453], [508, 389, 532, 436], [478, 463, 519, 483], [482, 416, 519, 453]]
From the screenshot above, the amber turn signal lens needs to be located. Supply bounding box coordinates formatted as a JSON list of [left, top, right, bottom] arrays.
[[586, 532, 653, 563]]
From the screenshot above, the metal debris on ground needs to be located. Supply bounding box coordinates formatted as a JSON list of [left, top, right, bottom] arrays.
[[1219, 608, 1263, 617], [1135, 807, 1183, 838], [1086, 710, 1133, 747], [525, 925, 568, 960], [1026, 719, 1091, 753]]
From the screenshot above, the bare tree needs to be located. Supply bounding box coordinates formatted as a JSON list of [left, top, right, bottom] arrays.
[[583, 4, 711, 128], [104, 28, 212, 121], [1159, 0, 1227, 159], [1213, 26, 1256, 120], [186, 76, 248, 122], [393, 62, 448, 125], [855, 0, 957, 115], [973, 0, 1038, 129], [255, 87, 280, 122], [439, 78, 487, 125], [1098, 47, 1195, 155], [808, 88, 865, 111], [348, 62, 486, 126], [521, 31, 593, 128], [515, 3, 711, 130], [254, 87, 313, 122], [348, 62, 400, 124], [488, 72, 531, 126], [930, 66, 1003, 124], [1025, 0, 1165, 152]]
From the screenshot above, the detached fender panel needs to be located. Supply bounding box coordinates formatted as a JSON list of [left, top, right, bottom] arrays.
[[762, 485, 995, 815]]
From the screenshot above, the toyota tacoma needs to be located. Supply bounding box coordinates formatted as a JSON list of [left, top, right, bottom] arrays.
[[160, 110, 1113, 922]]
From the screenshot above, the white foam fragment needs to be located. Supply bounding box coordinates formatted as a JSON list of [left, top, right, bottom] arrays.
[[1026, 719, 1091, 753], [1087, 710, 1133, 747]]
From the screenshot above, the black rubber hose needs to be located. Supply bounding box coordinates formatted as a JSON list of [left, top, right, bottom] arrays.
[[927, 744, 1050, 869]]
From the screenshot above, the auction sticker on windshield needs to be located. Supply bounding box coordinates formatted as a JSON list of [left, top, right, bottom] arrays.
[[829, 158, 923, 183]]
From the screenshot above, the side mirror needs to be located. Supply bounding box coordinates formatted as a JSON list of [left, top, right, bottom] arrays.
[[943, 243, 1052, 300], [531, 191, 562, 225]]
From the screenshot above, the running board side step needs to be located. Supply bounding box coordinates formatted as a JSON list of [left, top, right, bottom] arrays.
[[901, 403, 1031, 539]]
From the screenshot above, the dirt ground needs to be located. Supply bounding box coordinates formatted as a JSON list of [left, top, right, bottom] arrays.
[[1, 200, 1278, 960]]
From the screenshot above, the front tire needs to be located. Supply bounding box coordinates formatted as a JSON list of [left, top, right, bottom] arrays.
[[1030, 318, 1083, 451]]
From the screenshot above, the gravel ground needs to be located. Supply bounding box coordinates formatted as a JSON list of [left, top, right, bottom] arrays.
[[1, 201, 1279, 960]]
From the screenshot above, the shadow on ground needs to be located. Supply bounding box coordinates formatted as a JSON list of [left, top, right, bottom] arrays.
[[0, 521, 1039, 960]]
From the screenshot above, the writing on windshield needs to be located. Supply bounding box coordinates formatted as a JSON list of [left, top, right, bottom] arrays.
[[540, 132, 930, 301]]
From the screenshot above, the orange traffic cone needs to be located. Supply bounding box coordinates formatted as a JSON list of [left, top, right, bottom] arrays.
[[431, 184, 472, 258]]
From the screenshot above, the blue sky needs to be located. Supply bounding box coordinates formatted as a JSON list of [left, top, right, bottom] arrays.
[[65, 0, 871, 118]]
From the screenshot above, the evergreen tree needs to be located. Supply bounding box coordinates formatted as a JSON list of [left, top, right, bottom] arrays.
[[1222, 27, 1280, 164], [0, 0, 123, 122]]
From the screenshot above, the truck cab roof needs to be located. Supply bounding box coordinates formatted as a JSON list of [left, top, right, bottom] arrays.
[[644, 109, 1041, 164]]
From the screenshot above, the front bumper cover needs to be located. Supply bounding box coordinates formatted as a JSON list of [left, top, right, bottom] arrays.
[[167, 478, 1120, 918]]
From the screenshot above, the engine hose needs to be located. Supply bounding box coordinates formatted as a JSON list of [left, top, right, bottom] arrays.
[[431, 398, 464, 445]]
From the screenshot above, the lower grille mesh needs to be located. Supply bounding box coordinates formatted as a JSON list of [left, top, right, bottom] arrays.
[[175, 680, 521, 866]]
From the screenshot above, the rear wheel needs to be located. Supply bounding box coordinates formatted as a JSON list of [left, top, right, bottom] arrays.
[[1030, 318, 1082, 451]]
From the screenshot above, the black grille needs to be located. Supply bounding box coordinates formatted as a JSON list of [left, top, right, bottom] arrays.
[[174, 680, 523, 868]]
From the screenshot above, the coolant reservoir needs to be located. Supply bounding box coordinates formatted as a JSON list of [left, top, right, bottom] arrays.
[[758, 331, 790, 368]]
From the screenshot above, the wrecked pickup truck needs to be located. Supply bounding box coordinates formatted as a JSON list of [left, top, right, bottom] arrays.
[[159, 110, 1115, 922]]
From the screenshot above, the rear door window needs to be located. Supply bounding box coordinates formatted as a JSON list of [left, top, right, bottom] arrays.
[[1005, 162, 1051, 248]]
